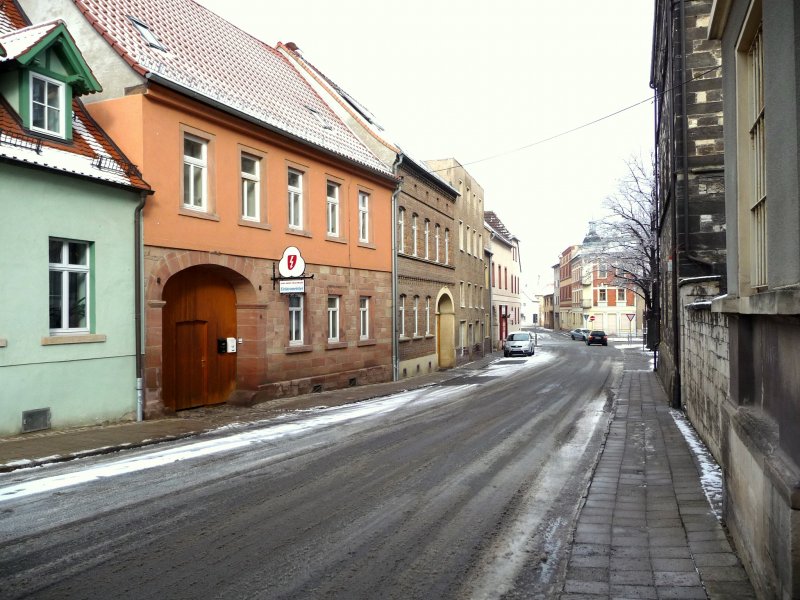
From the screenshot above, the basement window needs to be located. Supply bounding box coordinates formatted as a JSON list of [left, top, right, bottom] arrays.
[[129, 16, 167, 52]]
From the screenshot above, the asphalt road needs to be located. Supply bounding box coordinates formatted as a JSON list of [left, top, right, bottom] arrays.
[[0, 331, 626, 599]]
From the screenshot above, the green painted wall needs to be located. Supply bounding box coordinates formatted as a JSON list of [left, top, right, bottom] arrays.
[[0, 162, 140, 435]]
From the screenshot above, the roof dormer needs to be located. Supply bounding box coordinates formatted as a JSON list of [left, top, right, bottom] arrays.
[[0, 20, 101, 141]]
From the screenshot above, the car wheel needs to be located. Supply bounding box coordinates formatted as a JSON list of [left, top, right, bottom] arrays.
[[504, 352, 509, 357]]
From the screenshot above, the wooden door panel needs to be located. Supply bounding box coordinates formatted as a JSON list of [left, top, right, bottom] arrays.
[[174, 320, 208, 410], [163, 268, 237, 410]]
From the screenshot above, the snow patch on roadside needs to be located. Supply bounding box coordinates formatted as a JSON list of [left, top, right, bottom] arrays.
[[670, 409, 724, 519]]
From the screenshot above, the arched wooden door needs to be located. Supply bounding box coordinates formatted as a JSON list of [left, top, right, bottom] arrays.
[[163, 268, 237, 410]]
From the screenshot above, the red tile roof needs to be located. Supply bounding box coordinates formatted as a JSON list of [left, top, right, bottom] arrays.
[[73, 0, 392, 178]]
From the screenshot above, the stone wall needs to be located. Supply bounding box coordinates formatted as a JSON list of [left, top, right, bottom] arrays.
[[680, 280, 729, 463]]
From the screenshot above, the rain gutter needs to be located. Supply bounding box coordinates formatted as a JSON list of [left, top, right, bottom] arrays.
[[134, 191, 147, 421], [391, 154, 404, 381]]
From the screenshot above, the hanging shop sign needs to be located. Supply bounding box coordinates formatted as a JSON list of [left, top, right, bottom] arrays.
[[273, 246, 314, 293]]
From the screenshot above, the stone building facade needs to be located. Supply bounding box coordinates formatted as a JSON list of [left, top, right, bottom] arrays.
[[426, 159, 489, 365], [651, 0, 726, 407], [706, 2, 800, 596]]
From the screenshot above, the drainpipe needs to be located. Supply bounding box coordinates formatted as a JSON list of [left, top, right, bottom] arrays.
[[391, 154, 404, 381], [134, 191, 147, 421], [672, 0, 691, 408]]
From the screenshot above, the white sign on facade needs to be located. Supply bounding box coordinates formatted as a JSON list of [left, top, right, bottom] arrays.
[[279, 279, 305, 294], [278, 246, 306, 278]]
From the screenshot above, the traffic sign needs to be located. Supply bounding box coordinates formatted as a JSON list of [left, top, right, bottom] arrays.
[[589, 315, 595, 322]]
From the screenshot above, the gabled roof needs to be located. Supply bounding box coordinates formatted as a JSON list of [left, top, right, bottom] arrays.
[[72, 0, 392, 178], [0, 2, 148, 192], [0, 20, 102, 95], [277, 41, 456, 196], [484, 211, 519, 245]]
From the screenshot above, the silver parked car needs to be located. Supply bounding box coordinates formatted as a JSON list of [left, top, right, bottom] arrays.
[[504, 331, 535, 357], [570, 328, 590, 341]]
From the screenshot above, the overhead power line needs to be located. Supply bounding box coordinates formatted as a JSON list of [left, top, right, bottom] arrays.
[[428, 65, 721, 172]]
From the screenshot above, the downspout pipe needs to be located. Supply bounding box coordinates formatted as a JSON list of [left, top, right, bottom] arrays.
[[391, 154, 404, 382], [671, 0, 687, 409], [134, 191, 147, 421]]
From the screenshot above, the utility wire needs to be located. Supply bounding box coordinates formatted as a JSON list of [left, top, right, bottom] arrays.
[[428, 65, 721, 172]]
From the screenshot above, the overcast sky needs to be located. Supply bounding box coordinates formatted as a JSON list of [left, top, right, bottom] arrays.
[[197, 0, 655, 292]]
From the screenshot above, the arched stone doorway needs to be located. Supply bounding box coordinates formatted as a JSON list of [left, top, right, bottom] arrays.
[[436, 290, 456, 369], [162, 266, 237, 410]]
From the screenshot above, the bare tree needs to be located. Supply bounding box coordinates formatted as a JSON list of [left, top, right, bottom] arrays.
[[585, 154, 657, 321]]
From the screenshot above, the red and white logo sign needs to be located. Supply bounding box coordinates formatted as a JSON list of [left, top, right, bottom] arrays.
[[589, 315, 595, 322], [278, 246, 306, 278]]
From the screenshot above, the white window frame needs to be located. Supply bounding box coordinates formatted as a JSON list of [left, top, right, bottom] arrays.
[[399, 294, 406, 338], [424, 219, 430, 260], [459, 221, 464, 251], [398, 208, 406, 253], [49, 238, 90, 334], [327, 181, 340, 237], [327, 295, 340, 342], [288, 168, 304, 230], [445, 229, 450, 265], [289, 295, 304, 345], [240, 153, 260, 221], [425, 297, 431, 335], [30, 72, 65, 137], [434, 224, 441, 262], [183, 134, 207, 211], [460, 281, 465, 308], [466, 226, 472, 255], [413, 295, 420, 336], [617, 288, 627, 304], [412, 214, 418, 256], [599, 288, 607, 303], [358, 191, 370, 242], [359, 296, 369, 340]]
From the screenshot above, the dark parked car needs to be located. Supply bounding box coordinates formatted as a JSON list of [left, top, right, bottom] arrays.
[[586, 330, 608, 346], [504, 331, 535, 357], [570, 328, 590, 341]]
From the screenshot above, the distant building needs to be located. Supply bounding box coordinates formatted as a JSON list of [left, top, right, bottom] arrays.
[[426, 159, 489, 364], [484, 211, 522, 348]]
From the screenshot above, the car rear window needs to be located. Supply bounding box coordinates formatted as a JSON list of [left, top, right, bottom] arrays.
[[590, 330, 606, 335], [507, 333, 529, 341]]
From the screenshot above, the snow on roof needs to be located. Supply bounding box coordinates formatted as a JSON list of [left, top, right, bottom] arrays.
[[0, 20, 61, 62], [0, 1, 147, 191], [73, 0, 392, 177], [278, 41, 456, 194]]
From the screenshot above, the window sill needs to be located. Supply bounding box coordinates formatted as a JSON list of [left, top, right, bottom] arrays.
[[238, 219, 272, 231], [357, 241, 376, 250], [180, 207, 220, 221], [399, 336, 411, 343], [286, 228, 312, 238], [42, 334, 107, 346], [357, 338, 376, 347], [326, 235, 347, 244], [326, 341, 347, 350], [412, 335, 424, 341], [285, 344, 312, 354], [425, 334, 435, 339], [713, 289, 800, 315], [0, 338, 6, 348]]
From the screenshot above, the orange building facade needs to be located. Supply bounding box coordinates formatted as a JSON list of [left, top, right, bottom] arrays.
[[98, 87, 395, 414], [24, 0, 398, 416]]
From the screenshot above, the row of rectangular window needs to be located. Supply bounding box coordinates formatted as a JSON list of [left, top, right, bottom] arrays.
[[397, 295, 435, 338], [290, 295, 371, 345], [458, 220, 484, 259], [183, 134, 370, 242], [458, 282, 485, 309], [397, 208, 450, 264]]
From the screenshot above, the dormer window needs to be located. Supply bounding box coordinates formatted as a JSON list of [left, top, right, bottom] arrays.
[[129, 17, 167, 52], [30, 73, 65, 137]]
